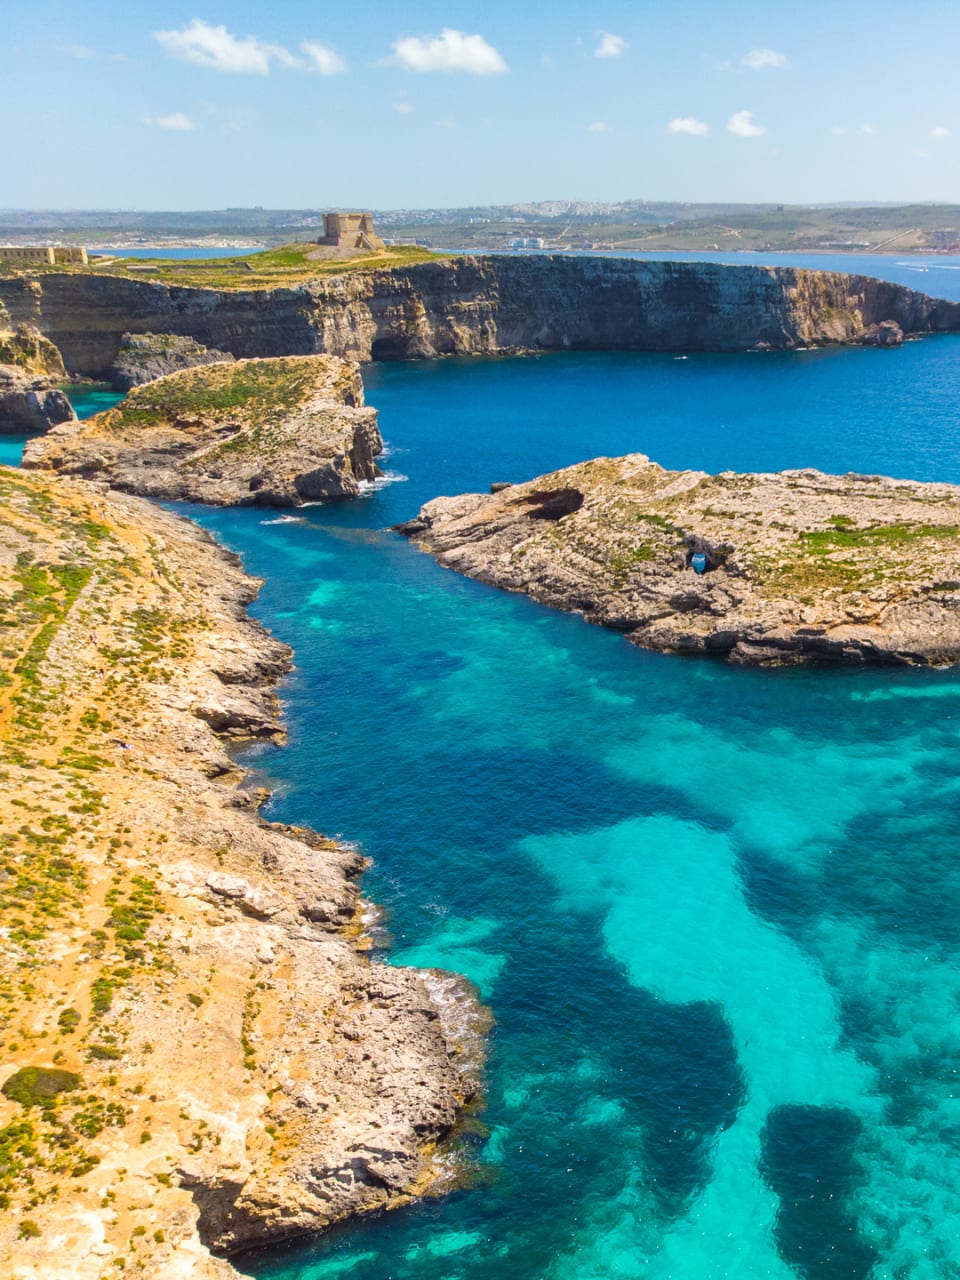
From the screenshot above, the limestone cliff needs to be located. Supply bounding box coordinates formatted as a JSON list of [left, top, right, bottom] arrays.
[[0, 365, 75, 435], [0, 323, 75, 434], [111, 333, 235, 392], [0, 469, 484, 1279], [0, 323, 66, 378], [397, 456, 960, 666], [22, 355, 383, 507], [1, 258, 958, 377]]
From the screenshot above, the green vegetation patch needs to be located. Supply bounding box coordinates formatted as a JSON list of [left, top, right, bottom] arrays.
[[2, 1066, 81, 1109], [1, 242, 447, 290], [801, 522, 960, 552], [106, 358, 321, 435]]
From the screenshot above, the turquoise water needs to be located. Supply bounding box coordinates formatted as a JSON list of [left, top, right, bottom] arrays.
[[68, 386, 125, 419], [164, 338, 960, 1280]]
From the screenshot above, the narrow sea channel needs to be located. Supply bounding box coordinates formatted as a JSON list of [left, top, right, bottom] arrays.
[[156, 338, 960, 1280]]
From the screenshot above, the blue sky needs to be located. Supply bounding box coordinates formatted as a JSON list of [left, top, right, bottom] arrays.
[[4, 0, 959, 209]]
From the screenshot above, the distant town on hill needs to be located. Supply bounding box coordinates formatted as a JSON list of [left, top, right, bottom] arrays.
[[1, 201, 959, 254]]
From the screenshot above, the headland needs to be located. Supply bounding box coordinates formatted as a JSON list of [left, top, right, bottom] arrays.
[[1, 252, 959, 378], [22, 355, 383, 507], [0, 469, 484, 1278]]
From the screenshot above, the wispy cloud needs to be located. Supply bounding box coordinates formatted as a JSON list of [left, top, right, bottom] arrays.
[[587, 121, 611, 133], [69, 43, 96, 59], [727, 109, 765, 137], [141, 112, 196, 131], [931, 126, 952, 139], [391, 29, 507, 75], [857, 123, 876, 136], [668, 116, 709, 136], [435, 116, 458, 129], [830, 126, 847, 135], [595, 32, 627, 59], [741, 48, 786, 70], [393, 101, 414, 113], [154, 20, 346, 76], [155, 20, 293, 74], [300, 41, 347, 75]]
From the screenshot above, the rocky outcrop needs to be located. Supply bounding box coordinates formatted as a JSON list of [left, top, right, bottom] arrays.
[[1, 257, 958, 376], [22, 354, 383, 506], [397, 455, 960, 666], [0, 363, 75, 433], [0, 470, 484, 1279], [111, 331, 235, 391], [0, 321, 66, 376]]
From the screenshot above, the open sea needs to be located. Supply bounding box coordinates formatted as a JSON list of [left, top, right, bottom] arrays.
[[48, 256, 960, 1279]]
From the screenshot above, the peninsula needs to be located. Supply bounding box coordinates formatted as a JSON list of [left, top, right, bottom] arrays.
[[0, 470, 483, 1278], [22, 354, 383, 507], [397, 455, 960, 666]]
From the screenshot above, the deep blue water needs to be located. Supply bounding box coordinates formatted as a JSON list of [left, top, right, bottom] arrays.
[[159, 336, 960, 1280]]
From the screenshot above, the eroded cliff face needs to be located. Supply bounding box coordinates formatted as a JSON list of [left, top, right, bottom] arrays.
[[1, 257, 958, 376]]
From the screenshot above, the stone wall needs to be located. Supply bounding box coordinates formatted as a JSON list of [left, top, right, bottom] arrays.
[[0, 246, 88, 265]]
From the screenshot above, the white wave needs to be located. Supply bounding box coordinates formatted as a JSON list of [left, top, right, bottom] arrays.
[[259, 514, 304, 525], [358, 470, 409, 492]]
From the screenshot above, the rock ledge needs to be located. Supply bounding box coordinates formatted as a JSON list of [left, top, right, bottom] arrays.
[[22, 354, 382, 506]]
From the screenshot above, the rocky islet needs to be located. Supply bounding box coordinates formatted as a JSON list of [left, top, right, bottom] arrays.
[[397, 454, 960, 666]]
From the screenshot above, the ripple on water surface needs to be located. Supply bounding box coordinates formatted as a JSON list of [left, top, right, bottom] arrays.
[[177, 342, 960, 1280]]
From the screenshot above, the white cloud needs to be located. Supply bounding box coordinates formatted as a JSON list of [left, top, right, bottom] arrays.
[[727, 109, 765, 138], [300, 41, 347, 75], [154, 21, 347, 76], [391, 29, 507, 75], [595, 32, 627, 59], [141, 112, 196, 131], [931, 126, 952, 139], [741, 47, 786, 69], [435, 116, 458, 129], [668, 116, 709, 136], [393, 101, 414, 113], [587, 121, 611, 133], [154, 20, 293, 74], [857, 123, 876, 135]]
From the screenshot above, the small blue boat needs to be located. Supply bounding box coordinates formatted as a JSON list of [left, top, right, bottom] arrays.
[[691, 553, 707, 575]]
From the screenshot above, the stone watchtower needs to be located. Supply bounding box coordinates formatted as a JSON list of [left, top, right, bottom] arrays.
[[317, 212, 384, 251]]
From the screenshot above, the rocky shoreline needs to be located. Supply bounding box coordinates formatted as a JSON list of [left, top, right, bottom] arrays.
[[398, 455, 960, 666], [22, 355, 383, 507], [0, 470, 484, 1279]]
